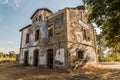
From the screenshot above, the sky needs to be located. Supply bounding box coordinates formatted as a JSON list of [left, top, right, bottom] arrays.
[[0, 0, 83, 53]]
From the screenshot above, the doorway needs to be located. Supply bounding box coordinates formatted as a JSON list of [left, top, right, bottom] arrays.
[[47, 49, 53, 69], [24, 51, 29, 66], [33, 50, 39, 66]]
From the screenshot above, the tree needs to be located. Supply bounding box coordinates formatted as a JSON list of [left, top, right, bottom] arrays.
[[83, 0, 120, 52], [0, 52, 5, 58], [96, 34, 107, 61], [9, 51, 16, 58]]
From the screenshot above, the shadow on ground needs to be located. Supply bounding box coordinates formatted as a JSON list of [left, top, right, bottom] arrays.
[[0, 63, 120, 80]]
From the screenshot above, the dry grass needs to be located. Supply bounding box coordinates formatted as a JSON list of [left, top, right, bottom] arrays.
[[0, 58, 16, 64], [0, 63, 120, 80], [0, 57, 15, 61]]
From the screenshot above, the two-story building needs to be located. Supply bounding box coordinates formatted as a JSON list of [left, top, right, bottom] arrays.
[[19, 6, 97, 69]]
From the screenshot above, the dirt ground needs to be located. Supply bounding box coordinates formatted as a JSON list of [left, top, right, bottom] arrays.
[[0, 63, 120, 80]]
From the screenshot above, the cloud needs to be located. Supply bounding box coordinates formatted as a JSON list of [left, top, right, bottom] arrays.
[[1, 0, 8, 4], [0, 47, 19, 54], [0, 41, 19, 54], [92, 23, 102, 34], [13, 0, 21, 8], [8, 41, 15, 44], [0, 0, 21, 8]]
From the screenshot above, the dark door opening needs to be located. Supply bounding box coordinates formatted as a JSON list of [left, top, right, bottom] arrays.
[[24, 51, 29, 66], [47, 49, 53, 69], [33, 50, 39, 66]]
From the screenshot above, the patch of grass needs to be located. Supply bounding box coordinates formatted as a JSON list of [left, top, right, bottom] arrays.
[[0, 58, 16, 64]]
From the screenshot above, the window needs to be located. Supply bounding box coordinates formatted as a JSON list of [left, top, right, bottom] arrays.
[[88, 37, 90, 41], [77, 51, 84, 59], [26, 33, 29, 43], [48, 24, 53, 38], [81, 12, 82, 20], [32, 19, 35, 24], [54, 14, 63, 29], [36, 17, 38, 21], [35, 30, 39, 41], [83, 29, 87, 40], [39, 15, 41, 22]]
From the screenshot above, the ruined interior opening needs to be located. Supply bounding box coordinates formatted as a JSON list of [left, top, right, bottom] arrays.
[[35, 29, 39, 41], [24, 51, 29, 66], [48, 24, 53, 38], [47, 49, 53, 69], [77, 51, 84, 60], [26, 33, 29, 43], [33, 50, 39, 66]]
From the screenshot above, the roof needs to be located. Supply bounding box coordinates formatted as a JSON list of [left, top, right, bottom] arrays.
[[76, 6, 85, 10], [65, 6, 85, 10], [19, 24, 31, 32], [30, 8, 53, 19]]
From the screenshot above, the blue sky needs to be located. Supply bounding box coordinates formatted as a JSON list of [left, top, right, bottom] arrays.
[[0, 0, 83, 53]]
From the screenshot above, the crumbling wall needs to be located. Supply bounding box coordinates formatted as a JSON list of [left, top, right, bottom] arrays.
[[66, 8, 97, 68], [46, 11, 67, 68], [19, 46, 40, 65], [55, 48, 65, 66], [39, 48, 47, 65]]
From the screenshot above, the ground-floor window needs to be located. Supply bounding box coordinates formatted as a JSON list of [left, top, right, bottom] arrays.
[[77, 51, 84, 59]]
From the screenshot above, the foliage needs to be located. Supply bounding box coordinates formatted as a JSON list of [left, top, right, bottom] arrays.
[[96, 34, 107, 57], [99, 53, 120, 62], [0, 52, 5, 58], [83, 0, 120, 52], [9, 51, 16, 58], [0, 51, 16, 58]]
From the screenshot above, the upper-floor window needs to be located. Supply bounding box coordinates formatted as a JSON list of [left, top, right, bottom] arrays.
[[83, 29, 87, 40], [35, 30, 39, 41], [88, 37, 90, 41], [26, 33, 29, 43], [54, 13, 64, 29], [48, 24, 53, 38], [36, 17, 38, 21], [83, 29, 91, 42], [32, 17, 38, 24], [39, 15, 42, 22]]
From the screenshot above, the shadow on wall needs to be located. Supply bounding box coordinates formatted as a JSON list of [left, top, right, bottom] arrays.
[[67, 44, 91, 70]]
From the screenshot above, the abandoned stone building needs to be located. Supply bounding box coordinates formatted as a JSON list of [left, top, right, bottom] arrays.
[[19, 6, 97, 69]]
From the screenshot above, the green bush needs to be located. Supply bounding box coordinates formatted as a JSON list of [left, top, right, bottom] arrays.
[[9, 51, 16, 58], [0, 52, 5, 58], [99, 53, 120, 62]]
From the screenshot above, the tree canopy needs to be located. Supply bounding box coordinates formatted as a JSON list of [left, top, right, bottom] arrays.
[[83, 0, 120, 52]]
